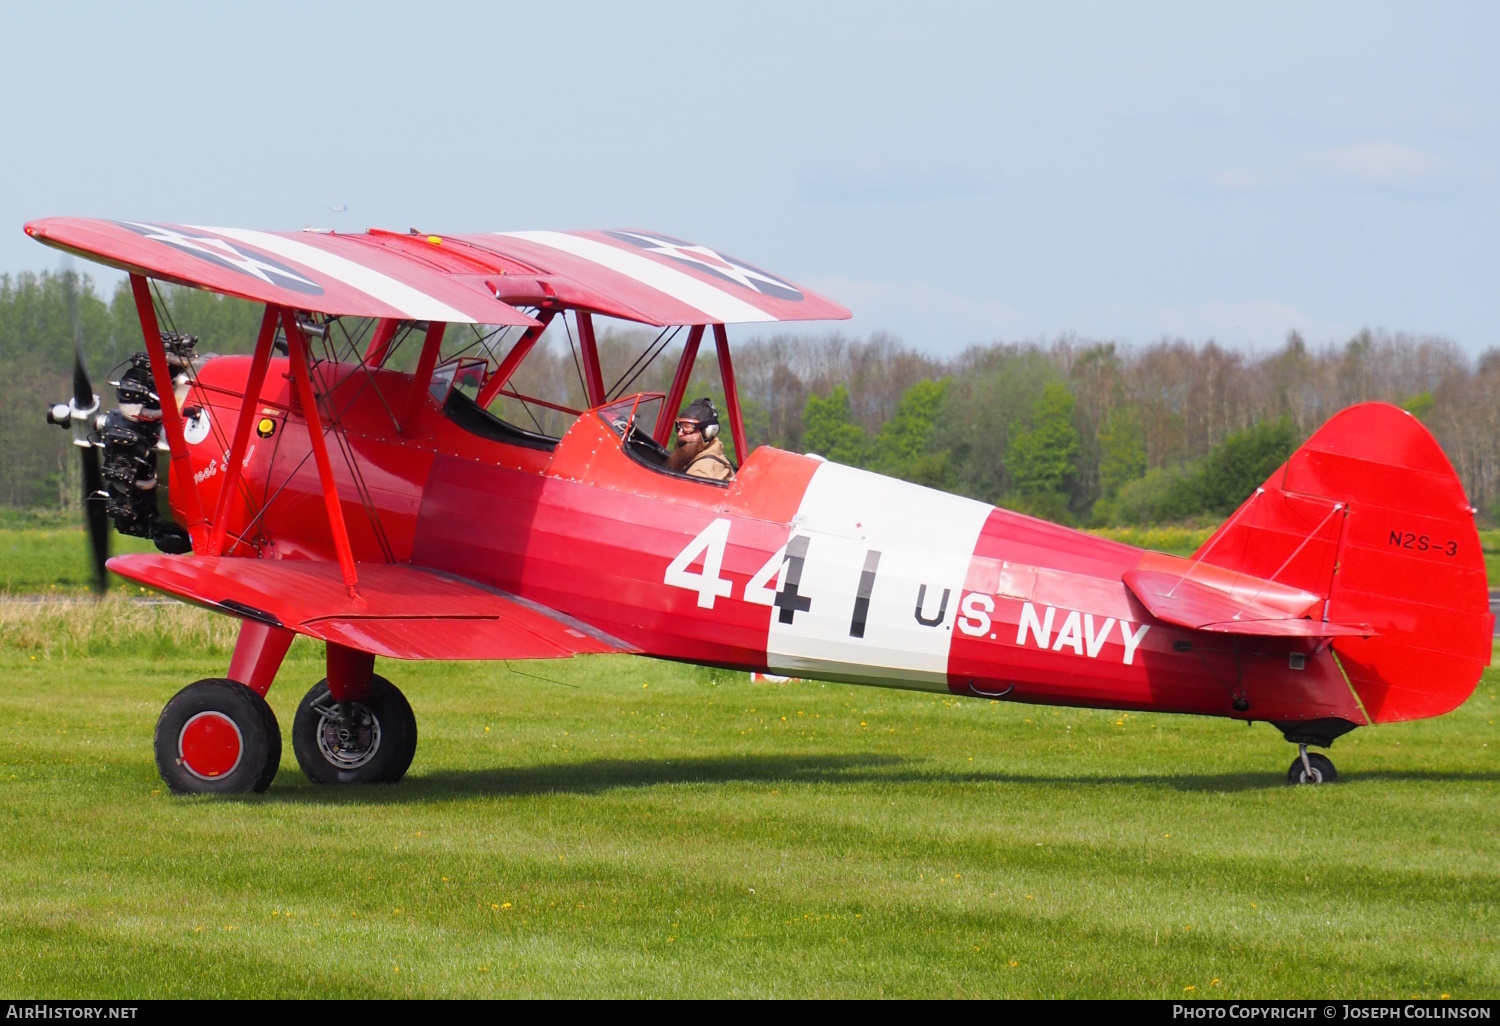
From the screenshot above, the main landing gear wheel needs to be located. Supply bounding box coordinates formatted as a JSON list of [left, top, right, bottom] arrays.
[[154, 679, 282, 794], [292, 675, 417, 785], [1287, 745, 1337, 785]]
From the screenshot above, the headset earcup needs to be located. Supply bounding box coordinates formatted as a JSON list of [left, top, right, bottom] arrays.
[[703, 423, 719, 440]]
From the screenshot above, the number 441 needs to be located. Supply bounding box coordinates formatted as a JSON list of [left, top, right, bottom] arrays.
[[664, 518, 788, 610]]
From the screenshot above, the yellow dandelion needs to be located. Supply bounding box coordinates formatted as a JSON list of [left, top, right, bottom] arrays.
[[1184, 985, 1195, 992]]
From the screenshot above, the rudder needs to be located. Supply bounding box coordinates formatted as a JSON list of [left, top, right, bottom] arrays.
[[1190, 402, 1491, 723]]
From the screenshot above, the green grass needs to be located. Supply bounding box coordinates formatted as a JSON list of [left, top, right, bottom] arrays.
[[0, 525, 157, 593], [0, 599, 1496, 998], [1085, 525, 1214, 556], [1479, 530, 1500, 586]]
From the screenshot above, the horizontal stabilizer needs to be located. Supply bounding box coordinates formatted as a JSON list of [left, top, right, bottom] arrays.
[[108, 554, 635, 661], [1123, 551, 1374, 637]]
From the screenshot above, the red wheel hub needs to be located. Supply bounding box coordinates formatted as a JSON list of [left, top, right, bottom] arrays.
[[178, 711, 244, 780]]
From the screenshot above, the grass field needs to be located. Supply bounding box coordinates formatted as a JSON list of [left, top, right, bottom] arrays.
[[1, 593, 1497, 999], [0, 516, 156, 593]]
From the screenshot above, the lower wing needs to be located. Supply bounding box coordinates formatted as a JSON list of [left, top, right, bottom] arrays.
[[109, 554, 636, 661]]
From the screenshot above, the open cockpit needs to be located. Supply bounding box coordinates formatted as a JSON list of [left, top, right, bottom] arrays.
[[346, 304, 747, 485]]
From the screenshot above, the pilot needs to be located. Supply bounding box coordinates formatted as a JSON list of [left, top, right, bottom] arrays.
[[666, 397, 735, 481]]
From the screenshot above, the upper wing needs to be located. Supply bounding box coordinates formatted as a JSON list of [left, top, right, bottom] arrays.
[[108, 554, 636, 661], [452, 229, 851, 325], [24, 218, 538, 327], [26, 220, 851, 328], [1122, 551, 1375, 637]]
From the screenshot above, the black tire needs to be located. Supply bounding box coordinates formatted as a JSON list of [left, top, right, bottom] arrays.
[[154, 679, 281, 794], [1287, 751, 1337, 785], [292, 675, 417, 785]]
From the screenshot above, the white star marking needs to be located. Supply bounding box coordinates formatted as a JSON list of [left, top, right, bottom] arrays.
[[124, 223, 320, 290], [610, 231, 797, 297]]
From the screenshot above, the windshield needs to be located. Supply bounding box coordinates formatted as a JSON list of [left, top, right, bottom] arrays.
[[597, 394, 664, 440], [429, 357, 487, 404]]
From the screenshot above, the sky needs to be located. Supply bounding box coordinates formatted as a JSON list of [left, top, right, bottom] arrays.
[[1, 1, 1495, 357]]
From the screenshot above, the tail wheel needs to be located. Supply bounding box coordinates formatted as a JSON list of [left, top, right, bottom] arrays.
[[1287, 751, 1337, 785], [154, 679, 281, 794], [292, 675, 417, 785]]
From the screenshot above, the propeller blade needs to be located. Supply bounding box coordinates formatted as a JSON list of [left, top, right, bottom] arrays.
[[62, 262, 94, 410], [81, 447, 110, 594], [60, 259, 108, 594], [73, 352, 93, 412]]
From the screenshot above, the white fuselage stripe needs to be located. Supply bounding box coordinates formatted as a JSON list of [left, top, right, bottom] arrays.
[[193, 227, 477, 324], [497, 230, 776, 324], [765, 462, 993, 690]]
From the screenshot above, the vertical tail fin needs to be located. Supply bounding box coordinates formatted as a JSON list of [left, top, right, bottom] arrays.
[[1191, 402, 1491, 723]]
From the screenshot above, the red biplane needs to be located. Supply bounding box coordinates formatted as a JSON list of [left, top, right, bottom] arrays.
[[26, 217, 1493, 793]]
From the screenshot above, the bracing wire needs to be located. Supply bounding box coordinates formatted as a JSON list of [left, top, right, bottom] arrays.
[[608, 325, 680, 400], [562, 312, 587, 407]]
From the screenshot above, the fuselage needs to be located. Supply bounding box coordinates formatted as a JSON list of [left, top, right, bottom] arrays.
[[179, 355, 1365, 728]]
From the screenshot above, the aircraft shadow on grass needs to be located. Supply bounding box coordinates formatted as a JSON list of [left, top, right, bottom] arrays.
[[247, 756, 1500, 804]]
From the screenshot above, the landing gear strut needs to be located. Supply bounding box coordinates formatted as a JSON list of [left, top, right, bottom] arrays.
[[1274, 718, 1354, 785], [1286, 744, 1337, 785]]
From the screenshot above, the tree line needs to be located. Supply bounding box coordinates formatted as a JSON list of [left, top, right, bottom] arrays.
[[3, 269, 1495, 528]]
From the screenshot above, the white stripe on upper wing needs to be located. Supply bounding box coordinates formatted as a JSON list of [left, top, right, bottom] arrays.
[[192, 227, 477, 324], [498, 230, 775, 324]]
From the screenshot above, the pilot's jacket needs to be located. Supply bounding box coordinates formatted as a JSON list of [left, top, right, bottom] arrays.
[[687, 438, 735, 481]]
